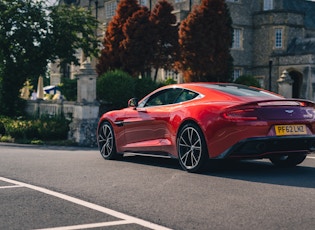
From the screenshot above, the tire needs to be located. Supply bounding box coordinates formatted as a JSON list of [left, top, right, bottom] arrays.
[[269, 154, 306, 167], [177, 123, 208, 173], [97, 122, 121, 160]]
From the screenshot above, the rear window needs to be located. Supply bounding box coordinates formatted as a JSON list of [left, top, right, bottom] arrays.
[[204, 84, 280, 98]]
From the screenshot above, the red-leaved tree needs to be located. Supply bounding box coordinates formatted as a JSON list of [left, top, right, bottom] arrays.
[[178, 0, 233, 82], [121, 6, 155, 77], [150, 0, 179, 82], [96, 0, 140, 76]]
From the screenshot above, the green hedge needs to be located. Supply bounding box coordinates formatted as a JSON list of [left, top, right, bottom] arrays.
[[0, 115, 70, 142], [134, 77, 164, 101], [97, 70, 135, 110], [97, 70, 163, 110], [234, 75, 261, 88]]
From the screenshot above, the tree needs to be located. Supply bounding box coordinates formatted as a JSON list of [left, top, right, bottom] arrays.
[[178, 0, 233, 82], [49, 4, 99, 67], [97, 0, 179, 79], [96, 0, 140, 76], [150, 0, 179, 82], [0, 0, 49, 116], [0, 0, 98, 116], [122, 6, 155, 77]]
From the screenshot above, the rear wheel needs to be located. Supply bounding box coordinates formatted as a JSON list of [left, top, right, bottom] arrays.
[[269, 154, 306, 167], [98, 122, 121, 160], [177, 123, 208, 173]]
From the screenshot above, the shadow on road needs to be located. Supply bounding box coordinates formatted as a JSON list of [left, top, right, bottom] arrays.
[[121, 155, 315, 189], [206, 159, 315, 189], [122, 154, 181, 170]]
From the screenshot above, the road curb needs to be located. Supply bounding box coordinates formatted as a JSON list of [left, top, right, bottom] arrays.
[[0, 142, 97, 151]]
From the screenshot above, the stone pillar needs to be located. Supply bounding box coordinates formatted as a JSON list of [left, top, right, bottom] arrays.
[[277, 70, 294, 98], [76, 59, 97, 103], [68, 59, 99, 147], [50, 73, 61, 86]]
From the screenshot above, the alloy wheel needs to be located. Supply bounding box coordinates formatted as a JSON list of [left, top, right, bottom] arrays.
[[178, 125, 204, 171], [98, 122, 114, 159]]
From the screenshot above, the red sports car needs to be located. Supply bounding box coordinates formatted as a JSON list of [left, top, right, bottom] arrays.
[[97, 83, 315, 172]]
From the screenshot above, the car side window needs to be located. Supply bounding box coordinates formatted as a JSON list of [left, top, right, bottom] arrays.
[[144, 88, 183, 107], [175, 90, 199, 103]]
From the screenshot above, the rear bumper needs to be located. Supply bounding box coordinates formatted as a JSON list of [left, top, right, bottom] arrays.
[[216, 135, 315, 159]]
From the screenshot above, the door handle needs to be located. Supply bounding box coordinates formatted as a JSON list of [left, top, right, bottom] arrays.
[[136, 108, 147, 113]]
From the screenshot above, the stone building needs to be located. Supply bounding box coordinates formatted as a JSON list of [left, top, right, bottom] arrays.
[[226, 0, 315, 99], [56, 0, 315, 100]]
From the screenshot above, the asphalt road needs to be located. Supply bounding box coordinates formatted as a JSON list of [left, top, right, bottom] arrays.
[[0, 143, 315, 230]]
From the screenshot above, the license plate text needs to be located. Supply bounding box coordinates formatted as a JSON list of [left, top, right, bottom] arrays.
[[275, 125, 307, 136]]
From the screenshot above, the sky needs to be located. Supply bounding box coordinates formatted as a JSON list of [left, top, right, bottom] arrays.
[[47, 0, 58, 6]]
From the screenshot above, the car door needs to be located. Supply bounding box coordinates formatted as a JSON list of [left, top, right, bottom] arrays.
[[121, 88, 183, 153]]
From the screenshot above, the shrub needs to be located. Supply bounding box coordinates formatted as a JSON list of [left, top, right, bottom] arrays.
[[31, 139, 44, 145], [134, 77, 161, 100], [59, 77, 77, 101], [234, 75, 261, 88], [164, 78, 177, 85], [4, 119, 38, 140], [97, 70, 135, 110], [96, 70, 182, 111], [35, 116, 70, 140], [0, 115, 70, 142], [0, 135, 14, 143], [0, 121, 5, 135]]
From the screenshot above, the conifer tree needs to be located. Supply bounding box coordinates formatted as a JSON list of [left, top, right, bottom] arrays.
[[121, 6, 154, 77], [96, 0, 140, 75], [150, 0, 179, 82], [178, 0, 233, 82]]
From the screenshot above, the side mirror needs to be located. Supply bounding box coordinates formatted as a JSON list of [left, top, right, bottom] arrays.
[[128, 98, 138, 108]]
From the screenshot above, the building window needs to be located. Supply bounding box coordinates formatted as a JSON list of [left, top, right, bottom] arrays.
[[232, 68, 242, 81], [105, 0, 117, 19], [164, 70, 178, 81], [139, 0, 147, 6], [275, 28, 283, 48], [263, 0, 274, 10], [226, 0, 240, 3], [232, 28, 243, 49]]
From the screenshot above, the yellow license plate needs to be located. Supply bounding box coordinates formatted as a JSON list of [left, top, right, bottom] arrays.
[[274, 124, 307, 136]]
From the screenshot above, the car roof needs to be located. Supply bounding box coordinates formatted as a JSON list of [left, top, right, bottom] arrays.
[[152, 82, 284, 102], [163, 83, 281, 100]]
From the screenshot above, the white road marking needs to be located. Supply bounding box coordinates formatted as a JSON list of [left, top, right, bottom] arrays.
[[0, 177, 172, 230], [34, 220, 133, 230], [307, 156, 315, 159], [0, 185, 23, 189]]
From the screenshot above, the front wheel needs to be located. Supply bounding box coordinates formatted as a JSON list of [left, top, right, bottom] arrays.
[[269, 154, 306, 167], [97, 122, 121, 160], [177, 123, 208, 173]]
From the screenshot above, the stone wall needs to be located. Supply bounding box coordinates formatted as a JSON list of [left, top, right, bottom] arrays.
[[26, 61, 99, 147], [25, 100, 75, 118], [277, 54, 315, 100]]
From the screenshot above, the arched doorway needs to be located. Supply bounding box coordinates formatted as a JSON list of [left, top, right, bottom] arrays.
[[289, 70, 303, 98]]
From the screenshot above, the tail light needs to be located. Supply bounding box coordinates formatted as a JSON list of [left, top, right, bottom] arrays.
[[222, 108, 258, 121]]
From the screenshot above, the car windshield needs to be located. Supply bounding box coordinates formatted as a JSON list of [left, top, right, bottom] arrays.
[[203, 84, 280, 98]]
